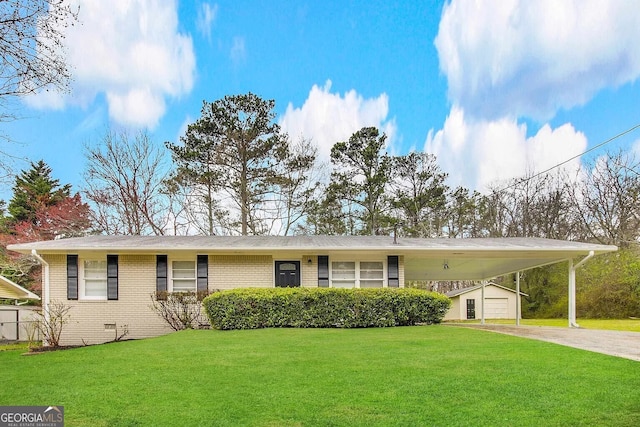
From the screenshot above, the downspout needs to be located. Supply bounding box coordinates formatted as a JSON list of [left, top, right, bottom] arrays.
[[516, 272, 521, 326], [480, 280, 486, 325], [568, 251, 594, 328], [31, 250, 50, 345]]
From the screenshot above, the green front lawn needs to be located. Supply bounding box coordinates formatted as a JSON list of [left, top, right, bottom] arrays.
[[1, 327, 638, 426]]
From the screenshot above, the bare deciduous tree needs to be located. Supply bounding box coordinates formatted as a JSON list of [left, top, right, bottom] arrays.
[[0, 1, 78, 176], [265, 137, 321, 235], [574, 150, 640, 246], [83, 130, 170, 235], [484, 171, 577, 239], [0, 0, 77, 102]]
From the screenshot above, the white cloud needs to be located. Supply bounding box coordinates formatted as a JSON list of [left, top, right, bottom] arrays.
[[435, 0, 640, 120], [279, 80, 397, 162], [197, 2, 218, 41], [25, 0, 196, 129], [106, 87, 166, 128], [425, 106, 587, 191], [632, 139, 640, 157], [230, 36, 246, 65]]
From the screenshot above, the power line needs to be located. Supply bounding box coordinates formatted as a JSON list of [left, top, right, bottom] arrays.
[[495, 122, 640, 192]]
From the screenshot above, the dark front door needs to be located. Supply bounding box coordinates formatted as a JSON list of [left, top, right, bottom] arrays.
[[275, 261, 301, 287], [466, 299, 476, 319]]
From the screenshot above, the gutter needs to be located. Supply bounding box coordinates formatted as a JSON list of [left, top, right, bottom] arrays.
[[574, 250, 595, 270], [31, 249, 50, 345]]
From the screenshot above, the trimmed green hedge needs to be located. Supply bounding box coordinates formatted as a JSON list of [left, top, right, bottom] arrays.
[[202, 287, 451, 330]]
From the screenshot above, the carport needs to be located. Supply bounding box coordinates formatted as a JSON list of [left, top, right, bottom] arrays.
[[397, 237, 617, 327]]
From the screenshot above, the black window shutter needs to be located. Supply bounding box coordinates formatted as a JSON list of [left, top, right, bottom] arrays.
[[107, 255, 118, 300], [67, 255, 78, 300], [197, 255, 208, 292], [388, 256, 399, 288], [318, 255, 329, 288], [156, 255, 168, 292]]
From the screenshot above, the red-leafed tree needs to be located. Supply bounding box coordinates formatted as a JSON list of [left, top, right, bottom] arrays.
[[6, 194, 92, 243], [1, 161, 93, 294]]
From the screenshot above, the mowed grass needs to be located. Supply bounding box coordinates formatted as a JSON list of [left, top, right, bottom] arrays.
[[448, 318, 640, 332], [1, 327, 639, 426]]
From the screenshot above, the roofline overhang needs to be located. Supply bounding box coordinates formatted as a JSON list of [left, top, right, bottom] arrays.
[[7, 243, 618, 256], [0, 275, 41, 300]]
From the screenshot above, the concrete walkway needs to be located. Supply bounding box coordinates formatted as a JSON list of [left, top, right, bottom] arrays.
[[446, 323, 640, 362]]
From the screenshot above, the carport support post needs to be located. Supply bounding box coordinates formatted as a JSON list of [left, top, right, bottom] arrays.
[[568, 259, 577, 328], [568, 251, 594, 328]]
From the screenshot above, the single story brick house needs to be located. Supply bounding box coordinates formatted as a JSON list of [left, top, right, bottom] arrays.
[[443, 282, 527, 321], [7, 235, 616, 345]]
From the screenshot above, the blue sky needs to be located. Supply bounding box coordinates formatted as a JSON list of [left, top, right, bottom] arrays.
[[2, 0, 640, 201]]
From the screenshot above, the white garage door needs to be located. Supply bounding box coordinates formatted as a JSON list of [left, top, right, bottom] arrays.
[[485, 298, 509, 319]]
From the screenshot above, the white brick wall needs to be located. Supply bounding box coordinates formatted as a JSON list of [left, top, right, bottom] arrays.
[[45, 254, 171, 346], [43, 253, 406, 345], [210, 255, 273, 289]]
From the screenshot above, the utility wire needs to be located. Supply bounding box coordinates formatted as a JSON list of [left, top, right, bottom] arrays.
[[495, 122, 640, 193]]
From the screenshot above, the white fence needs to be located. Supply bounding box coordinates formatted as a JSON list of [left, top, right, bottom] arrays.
[[0, 306, 41, 342]]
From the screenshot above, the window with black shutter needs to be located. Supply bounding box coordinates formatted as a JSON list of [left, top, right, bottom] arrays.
[[67, 254, 78, 300], [156, 255, 168, 293], [107, 255, 118, 300], [197, 255, 208, 292], [388, 255, 399, 288], [318, 255, 329, 287]]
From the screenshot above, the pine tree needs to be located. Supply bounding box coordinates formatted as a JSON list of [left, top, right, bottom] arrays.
[[7, 160, 71, 224]]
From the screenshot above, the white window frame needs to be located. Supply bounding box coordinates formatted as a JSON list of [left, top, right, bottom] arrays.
[[169, 258, 197, 293], [79, 257, 108, 300], [329, 258, 387, 289]]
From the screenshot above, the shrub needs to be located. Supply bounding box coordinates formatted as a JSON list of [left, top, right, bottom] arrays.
[[150, 291, 212, 330], [203, 287, 451, 330], [35, 300, 71, 347]]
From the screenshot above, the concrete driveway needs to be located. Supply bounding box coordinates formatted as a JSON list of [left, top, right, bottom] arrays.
[[447, 323, 640, 362]]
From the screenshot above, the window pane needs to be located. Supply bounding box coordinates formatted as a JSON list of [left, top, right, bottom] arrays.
[[360, 262, 383, 271], [84, 260, 107, 297], [332, 262, 355, 279], [173, 261, 195, 278], [360, 280, 384, 288], [360, 270, 384, 279], [172, 261, 196, 291], [360, 261, 383, 285], [173, 280, 196, 292], [85, 280, 107, 296], [332, 280, 355, 288], [84, 260, 107, 279]]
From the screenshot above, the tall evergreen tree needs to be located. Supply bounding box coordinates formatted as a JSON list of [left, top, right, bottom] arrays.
[[8, 160, 71, 224], [167, 93, 298, 235], [329, 127, 392, 235], [390, 152, 448, 237], [1, 160, 91, 291]]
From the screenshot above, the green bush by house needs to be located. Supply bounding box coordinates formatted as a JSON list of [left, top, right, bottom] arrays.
[[203, 287, 451, 330]]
